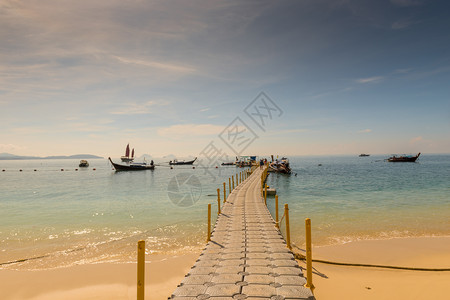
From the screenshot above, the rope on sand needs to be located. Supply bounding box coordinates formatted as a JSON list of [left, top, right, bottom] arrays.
[[292, 252, 450, 272]]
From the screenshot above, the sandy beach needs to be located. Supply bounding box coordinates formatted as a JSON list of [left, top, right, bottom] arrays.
[[0, 252, 200, 300], [307, 236, 450, 300], [1, 236, 449, 299]]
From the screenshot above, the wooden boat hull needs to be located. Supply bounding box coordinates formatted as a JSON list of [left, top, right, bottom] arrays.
[[169, 157, 197, 165], [387, 153, 420, 162], [109, 157, 155, 171]]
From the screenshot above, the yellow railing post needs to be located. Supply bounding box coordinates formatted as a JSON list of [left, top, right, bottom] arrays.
[[229, 177, 231, 194], [275, 195, 279, 229], [217, 188, 221, 215], [285, 204, 291, 249], [305, 218, 315, 292], [223, 182, 226, 203], [207, 204, 211, 242], [137, 240, 145, 300], [264, 184, 267, 206], [239, 172, 241, 184], [232, 175, 235, 190]]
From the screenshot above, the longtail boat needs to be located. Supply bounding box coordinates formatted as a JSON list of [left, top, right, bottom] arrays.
[[169, 157, 197, 165], [387, 152, 421, 162], [109, 157, 154, 171]]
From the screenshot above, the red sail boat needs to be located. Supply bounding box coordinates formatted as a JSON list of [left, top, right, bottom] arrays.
[[120, 144, 135, 162]]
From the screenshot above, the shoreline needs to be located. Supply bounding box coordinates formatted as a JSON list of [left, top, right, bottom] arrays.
[[1, 236, 449, 299]]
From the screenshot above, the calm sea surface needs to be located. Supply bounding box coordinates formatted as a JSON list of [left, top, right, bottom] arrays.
[[1, 155, 449, 270]]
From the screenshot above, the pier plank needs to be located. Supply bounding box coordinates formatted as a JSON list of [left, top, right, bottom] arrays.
[[169, 168, 314, 299]]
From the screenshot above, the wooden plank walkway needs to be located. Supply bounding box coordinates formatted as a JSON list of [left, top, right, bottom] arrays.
[[169, 167, 315, 300]]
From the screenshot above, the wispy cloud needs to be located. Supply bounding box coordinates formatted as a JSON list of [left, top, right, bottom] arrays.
[[113, 56, 196, 74], [200, 108, 210, 112], [358, 129, 372, 133], [356, 76, 383, 84], [157, 124, 224, 137], [110, 100, 170, 115]]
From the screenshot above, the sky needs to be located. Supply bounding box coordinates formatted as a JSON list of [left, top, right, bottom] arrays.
[[1, 0, 449, 158]]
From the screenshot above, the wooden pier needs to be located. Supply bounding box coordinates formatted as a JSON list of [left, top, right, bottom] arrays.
[[169, 167, 315, 299]]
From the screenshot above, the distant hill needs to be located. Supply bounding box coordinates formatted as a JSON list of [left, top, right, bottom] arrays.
[[0, 153, 103, 160]]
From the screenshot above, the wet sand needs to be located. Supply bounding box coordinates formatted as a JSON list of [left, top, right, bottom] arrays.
[[1, 237, 449, 299]]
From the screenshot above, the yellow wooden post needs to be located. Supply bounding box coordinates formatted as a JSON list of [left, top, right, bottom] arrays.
[[217, 188, 221, 215], [275, 195, 279, 229], [207, 204, 211, 242], [305, 218, 315, 292], [239, 172, 241, 184], [285, 204, 291, 249], [137, 240, 145, 300], [264, 184, 267, 206], [223, 182, 226, 203], [228, 177, 231, 194], [232, 175, 235, 190]]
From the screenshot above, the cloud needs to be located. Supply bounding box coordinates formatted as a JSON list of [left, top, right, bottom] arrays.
[[110, 100, 170, 115], [358, 129, 372, 133], [0, 143, 27, 153], [410, 136, 423, 144], [113, 56, 196, 74], [356, 76, 383, 84], [200, 108, 210, 112], [157, 124, 224, 137]]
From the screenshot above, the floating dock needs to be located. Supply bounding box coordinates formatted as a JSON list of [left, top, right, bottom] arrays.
[[169, 167, 314, 299]]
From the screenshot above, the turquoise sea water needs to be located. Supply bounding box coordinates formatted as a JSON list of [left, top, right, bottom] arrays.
[[1, 155, 449, 270]]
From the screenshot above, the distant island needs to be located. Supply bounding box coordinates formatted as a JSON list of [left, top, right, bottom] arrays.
[[0, 153, 103, 160]]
